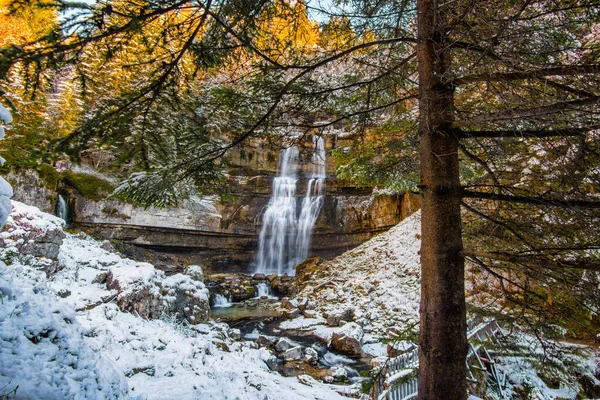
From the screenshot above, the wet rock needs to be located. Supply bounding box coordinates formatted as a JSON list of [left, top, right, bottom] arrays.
[[282, 346, 304, 361], [271, 274, 296, 297], [303, 347, 319, 365], [57, 289, 71, 298], [257, 335, 278, 348], [205, 274, 257, 302], [331, 322, 364, 355], [253, 273, 266, 280]]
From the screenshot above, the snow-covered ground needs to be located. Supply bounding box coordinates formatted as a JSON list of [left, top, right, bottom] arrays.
[[295, 211, 422, 334], [0, 201, 347, 399]]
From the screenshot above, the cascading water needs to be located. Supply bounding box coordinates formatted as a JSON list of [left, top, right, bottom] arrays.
[[254, 281, 277, 299], [213, 294, 233, 308], [255, 137, 326, 276], [56, 195, 68, 223]]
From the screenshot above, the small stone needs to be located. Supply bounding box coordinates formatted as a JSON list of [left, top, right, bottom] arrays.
[[253, 273, 266, 280], [215, 341, 229, 352], [303, 347, 318, 365], [303, 310, 317, 318], [57, 289, 71, 298], [92, 272, 108, 284]]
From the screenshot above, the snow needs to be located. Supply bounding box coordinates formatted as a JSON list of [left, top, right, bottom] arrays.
[[0, 104, 12, 124], [0, 103, 11, 228], [295, 211, 422, 334], [0, 201, 347, 400]]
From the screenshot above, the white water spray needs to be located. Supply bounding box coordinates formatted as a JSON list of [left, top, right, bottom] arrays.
[[213, 294, 233, 308], [254, 281, 277, 299], [255, 137, 326, 276]]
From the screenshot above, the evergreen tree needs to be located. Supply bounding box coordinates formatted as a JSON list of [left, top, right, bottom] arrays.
[[1, 1, 599, 398]]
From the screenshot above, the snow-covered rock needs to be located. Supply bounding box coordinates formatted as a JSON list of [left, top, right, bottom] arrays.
[[0, 201, 65, 275], [160, 273, 210, 323], [331, 322, 364, 355], [184, 264, 204, 282], [0, 261, 128, 399], [282, 346, 304, 361]]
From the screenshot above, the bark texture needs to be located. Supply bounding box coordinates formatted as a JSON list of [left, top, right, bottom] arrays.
[[416, 0, 468, 399]]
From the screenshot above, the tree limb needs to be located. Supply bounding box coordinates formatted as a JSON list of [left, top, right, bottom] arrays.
[[461, 189, 600, 208]]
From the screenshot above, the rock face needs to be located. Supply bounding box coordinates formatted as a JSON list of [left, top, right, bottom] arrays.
[[0, 201, 65, 276], [7, 170, 55, 214], [331, 323, 364, 355], [41, 136, 419, 274]]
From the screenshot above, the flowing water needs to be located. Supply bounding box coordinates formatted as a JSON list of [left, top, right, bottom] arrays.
[[255, 137, 326, 276], [212, 294, 233, 308], [254, 281, 278, 300], [56, 195, 68, 223]]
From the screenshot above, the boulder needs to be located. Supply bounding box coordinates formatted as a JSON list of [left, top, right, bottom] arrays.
[[159, 273, 210, 324], [257, 335, 278, 348], [331, 322, 364, 355], [303, 347, 319, 365], [107, 263, 163, 319], [1, 201, 65, 276], [271, 274, 296, 297], [275, 337, 297, 352], [327, 366, 348, 382], [282, 346, 304, 361]]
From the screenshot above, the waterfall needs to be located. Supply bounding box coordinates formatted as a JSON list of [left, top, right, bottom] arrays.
[[213, 294, 233, 308], [254, 281, 277, 299], [255, 137, 326, 276], [56, 195, 68, 223]]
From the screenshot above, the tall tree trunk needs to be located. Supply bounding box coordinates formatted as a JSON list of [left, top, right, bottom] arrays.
[[416, 1, 468, 399]]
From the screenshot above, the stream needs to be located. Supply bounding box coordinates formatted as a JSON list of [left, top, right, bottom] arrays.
[[209, 296, 372, 385]]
